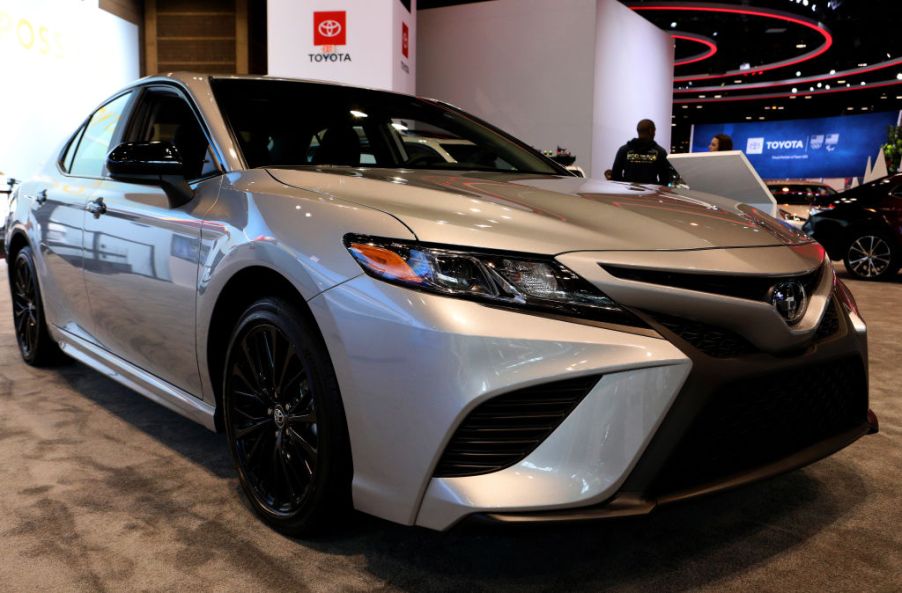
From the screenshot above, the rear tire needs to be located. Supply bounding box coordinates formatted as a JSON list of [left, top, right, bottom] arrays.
[[223, 296, 352, 536], [10, 246, 61, 366], [842, 232, 899, 281]]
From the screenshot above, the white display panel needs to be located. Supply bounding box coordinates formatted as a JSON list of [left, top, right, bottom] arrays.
[[0, 0, 139, 181], [669, 150, 778, 216], [268, 0, 416, 94]]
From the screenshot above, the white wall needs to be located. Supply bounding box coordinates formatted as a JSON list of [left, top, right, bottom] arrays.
[[417, 0, 673, 178], [0, 0, 140, 181], [268, 0, 416, 93], [592, 0, 673, 176], [418, 0, 597, 172]]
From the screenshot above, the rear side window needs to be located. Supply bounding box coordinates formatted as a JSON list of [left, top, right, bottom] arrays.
[[69, 92, 133, 178]]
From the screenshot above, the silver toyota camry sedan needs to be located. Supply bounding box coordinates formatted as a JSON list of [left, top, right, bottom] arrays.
[[4, 73, 877, 534]]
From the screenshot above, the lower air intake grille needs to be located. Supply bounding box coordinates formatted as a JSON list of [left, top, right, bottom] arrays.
[[653, 314, 758, 358], [433, 374, 601, 478], [650, 356, 867, 496]]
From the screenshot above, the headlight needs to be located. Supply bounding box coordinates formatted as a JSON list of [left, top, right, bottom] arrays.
[[344, 234, 647, 327]]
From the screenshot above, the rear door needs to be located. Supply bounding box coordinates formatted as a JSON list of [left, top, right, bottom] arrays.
[[33, 91, 133, 342]]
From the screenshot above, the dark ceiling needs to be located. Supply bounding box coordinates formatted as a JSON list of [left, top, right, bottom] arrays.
[[418, 0, 902, 152]]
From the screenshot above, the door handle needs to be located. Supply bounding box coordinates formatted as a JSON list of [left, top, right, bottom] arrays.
[[87, 197, 107, 218], [35, 189, 48, 205]]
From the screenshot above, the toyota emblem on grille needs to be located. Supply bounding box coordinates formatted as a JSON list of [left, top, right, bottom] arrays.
[[769, 280, 808, 324], [318, 19, 342, 38]]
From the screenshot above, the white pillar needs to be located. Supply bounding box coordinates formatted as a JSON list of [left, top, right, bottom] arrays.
[[591, 0, 674, 177], [268, 0, 416, 94]]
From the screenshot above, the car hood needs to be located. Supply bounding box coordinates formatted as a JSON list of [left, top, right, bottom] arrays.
[[267, 168, 812, 254]]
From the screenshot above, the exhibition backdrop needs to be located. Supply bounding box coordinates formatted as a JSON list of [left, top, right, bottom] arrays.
[[0, 0, 139, 181], [418, 0, 673, 178], [268, 0, 416, 94], [691, 111, 902, 179]]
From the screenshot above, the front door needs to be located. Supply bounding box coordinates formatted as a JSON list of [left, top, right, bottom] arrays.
[[81, 86, 222, 396]]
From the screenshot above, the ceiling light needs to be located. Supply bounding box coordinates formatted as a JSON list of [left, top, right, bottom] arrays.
[[805, 95, 813, 99], [803, 0, 809, 5], [792, 87, 798, 93], [734, 79, 743, 83], [796, 44, 807, 49], [897, 73, 902, 80], [745, 116, 752, 120], [681, 105, 688, 109], [670, 21, 677, 28], [836, 80, 846, 84], [861, 107, 868, 110], [825, 84, 831, 89], [846, 106, 854, 110], [759, 116, 765, 120], [810, 86, 815, 91], [858, 63, 868, 67], [696, 105, 703, 109], [795, 71, 802, 77], [349, 110, 368, 118], [829, 69, 836, 74], [861, 81, 867, 86], [713, 31, 718, 37], [765, 106, 771, 110], [817, 82, 823, 88]]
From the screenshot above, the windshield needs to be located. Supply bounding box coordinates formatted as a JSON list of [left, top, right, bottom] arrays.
[[211, 79, 563, 175]]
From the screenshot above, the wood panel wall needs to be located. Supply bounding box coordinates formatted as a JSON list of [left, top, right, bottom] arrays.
[[145, 0, 248, 75]]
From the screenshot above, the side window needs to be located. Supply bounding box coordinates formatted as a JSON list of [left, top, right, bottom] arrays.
[[69, 92, 132, 178], [61, 125, 86, 173], [132, 90, 217, 180]]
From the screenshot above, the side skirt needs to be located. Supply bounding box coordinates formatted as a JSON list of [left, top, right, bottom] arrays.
[[53, 327, 217, 432]]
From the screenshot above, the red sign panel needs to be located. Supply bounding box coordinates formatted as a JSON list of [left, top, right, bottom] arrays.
[[314, 11, 346, 46], [401, 22, 409, 58]]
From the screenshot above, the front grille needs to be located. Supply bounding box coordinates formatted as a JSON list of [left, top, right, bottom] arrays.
[[653, 314, 758, 358], [650, 356, 867, 496], [602, 264, 823, 303], [649, 295, 843, 358], [433, 374, 601, 478]]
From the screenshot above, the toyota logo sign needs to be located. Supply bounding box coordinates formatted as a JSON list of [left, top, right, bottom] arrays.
[[313, 11, 347, 46], [769, 280, 808, 324], [318, 20, 342, 38]]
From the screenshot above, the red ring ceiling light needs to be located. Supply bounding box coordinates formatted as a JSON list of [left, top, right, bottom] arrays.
[[674, 57, 902, 94], [672, 33, 718, 67], [673, 79, 902, 104], [630, 2, 833, 82]]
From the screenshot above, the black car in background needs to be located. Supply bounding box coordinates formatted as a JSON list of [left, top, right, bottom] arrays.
[[804, 174, 902, 280]]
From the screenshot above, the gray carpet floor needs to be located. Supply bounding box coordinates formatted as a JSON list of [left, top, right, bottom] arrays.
[[0, 261, 899, 593]]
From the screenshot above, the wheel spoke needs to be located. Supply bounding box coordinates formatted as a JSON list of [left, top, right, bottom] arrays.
[[236, 418, 271, 439], [287, 427, 318, 467], [287, 410, 316, 424]]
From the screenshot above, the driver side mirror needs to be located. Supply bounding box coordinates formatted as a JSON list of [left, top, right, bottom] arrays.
[[106, 141, 193, 207]]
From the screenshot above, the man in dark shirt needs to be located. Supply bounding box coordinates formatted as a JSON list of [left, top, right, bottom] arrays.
[[611, 119, 672, 185]]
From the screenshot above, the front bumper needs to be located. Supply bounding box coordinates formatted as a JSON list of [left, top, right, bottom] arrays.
[[310, 263, 872, 530]]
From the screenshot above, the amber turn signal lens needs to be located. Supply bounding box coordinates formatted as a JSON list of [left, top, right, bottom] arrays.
[[348, 243, 423, 283]]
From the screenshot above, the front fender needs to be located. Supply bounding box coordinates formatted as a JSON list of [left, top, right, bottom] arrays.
[[194, 170, 417, 405]]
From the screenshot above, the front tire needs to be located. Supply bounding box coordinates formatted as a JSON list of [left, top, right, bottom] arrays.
[[843, 232, 899, 280], [223, 297, 351, 535], [10, 246, 60, 366]]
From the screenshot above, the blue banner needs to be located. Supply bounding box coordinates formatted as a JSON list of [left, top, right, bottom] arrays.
[[691, 111, 900, 179]]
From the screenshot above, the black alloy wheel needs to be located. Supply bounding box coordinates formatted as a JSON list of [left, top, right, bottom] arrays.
[[223, 297, 351, 535], [843, 232, 899, 280], [10, 246, 59, 365]]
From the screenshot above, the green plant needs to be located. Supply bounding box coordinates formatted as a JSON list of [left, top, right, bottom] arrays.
[[884, 125, 901, 174]]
